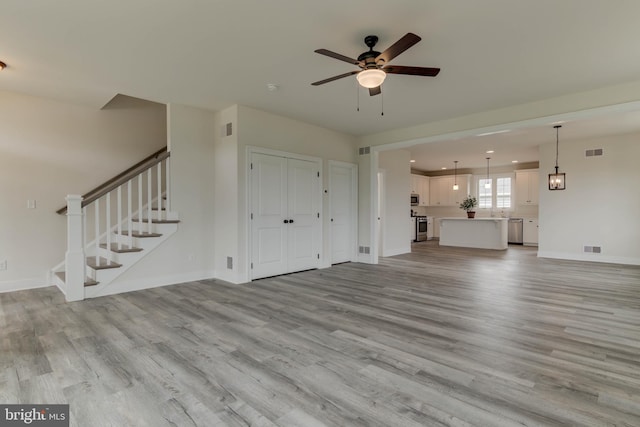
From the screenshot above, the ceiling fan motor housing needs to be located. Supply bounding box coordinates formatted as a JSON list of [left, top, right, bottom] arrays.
[[359, 35, 382, 67]]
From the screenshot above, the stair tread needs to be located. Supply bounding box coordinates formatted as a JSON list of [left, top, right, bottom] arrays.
[[86, 257, 122, 270], [99, 243, 143, 253], [131, 218, 180, 224], [120, 231, 163, 238], [55, 272, 99, 287]]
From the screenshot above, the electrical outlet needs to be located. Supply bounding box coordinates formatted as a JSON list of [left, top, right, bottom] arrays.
[[0, 260, 7, 271]]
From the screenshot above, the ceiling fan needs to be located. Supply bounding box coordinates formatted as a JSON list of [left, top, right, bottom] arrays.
[[312, 33, 440, 96]]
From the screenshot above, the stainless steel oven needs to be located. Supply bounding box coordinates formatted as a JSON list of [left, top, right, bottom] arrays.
[[416, 216, 428, 241], [411, 193, 419, 206]]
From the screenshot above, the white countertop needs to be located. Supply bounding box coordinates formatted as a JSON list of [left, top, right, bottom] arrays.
[[439, 217, 508, 221]]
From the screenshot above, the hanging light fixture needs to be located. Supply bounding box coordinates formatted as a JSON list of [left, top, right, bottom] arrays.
[[453, 161, 459, 190], [484, 157, 491, 189], [549, 125, 566, 190], [356, 69, 386, 88]]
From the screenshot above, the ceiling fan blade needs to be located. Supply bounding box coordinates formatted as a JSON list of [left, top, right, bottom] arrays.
[[383, 65, 440, 77], [311, 70, 359, 86], [314, 49, 361, 66], [376, 33, 421, 64], [369, 86, 381, 96]]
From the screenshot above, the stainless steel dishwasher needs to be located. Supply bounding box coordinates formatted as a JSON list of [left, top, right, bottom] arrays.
[[508, 218, 523, 244]]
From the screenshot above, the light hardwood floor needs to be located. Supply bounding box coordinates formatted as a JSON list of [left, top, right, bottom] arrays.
[[1, 242, 640, 426]]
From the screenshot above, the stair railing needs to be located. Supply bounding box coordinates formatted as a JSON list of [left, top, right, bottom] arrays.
[[60, 148, 171, 301]]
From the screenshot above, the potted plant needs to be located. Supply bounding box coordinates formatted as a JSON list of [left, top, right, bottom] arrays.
[[459, 195, 478, 218]]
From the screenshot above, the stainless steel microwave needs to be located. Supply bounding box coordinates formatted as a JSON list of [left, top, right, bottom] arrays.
[[411, 193, 419, 206]]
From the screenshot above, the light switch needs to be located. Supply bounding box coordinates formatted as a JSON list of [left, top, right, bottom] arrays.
[[27, 200, 37, 209]]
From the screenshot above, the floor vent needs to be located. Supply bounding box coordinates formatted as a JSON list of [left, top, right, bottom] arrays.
[[585, 148, 603, 157], [358, 246, 370, 254], [584, 245, 602, 253]]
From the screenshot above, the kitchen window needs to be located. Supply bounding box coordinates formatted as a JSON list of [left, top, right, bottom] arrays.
[[475, 174, 513, 210]]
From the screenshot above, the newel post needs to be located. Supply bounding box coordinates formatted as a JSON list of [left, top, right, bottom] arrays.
[[65, 195, 85, 302]]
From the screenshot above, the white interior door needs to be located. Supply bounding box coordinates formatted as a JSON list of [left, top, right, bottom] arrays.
[[287, 158, 319, 272], [251, 153, 288, 279], [330, 162, 357, 264]]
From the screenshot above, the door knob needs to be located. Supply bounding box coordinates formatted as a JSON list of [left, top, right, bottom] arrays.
[[289, 219, 294, 224], [283, 219, 289, 224]]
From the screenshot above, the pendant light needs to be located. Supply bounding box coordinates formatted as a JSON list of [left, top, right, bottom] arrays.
[[453, 160, 459, 190], [548, 125, 566, 190], [484, 157, 491, 189]]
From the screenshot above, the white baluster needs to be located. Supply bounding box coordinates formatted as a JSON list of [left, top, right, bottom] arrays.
[[117, 186, 122, 251], [138, 174, 143, 234], [127, 180, 132, 244], [157, 162, 163, 221], [165, 158, 171, 213], [147, 169, 152, 232], [106, 192, 111, 266], [95, 198, 100, 265]]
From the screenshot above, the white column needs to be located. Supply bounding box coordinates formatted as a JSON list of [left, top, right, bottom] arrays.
[[65, 195, 85, 302]]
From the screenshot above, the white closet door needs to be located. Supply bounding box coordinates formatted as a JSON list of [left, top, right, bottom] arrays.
[[287, 158, 319, 272], [330, 162, 356, 264], [251, 153, 288, 279]]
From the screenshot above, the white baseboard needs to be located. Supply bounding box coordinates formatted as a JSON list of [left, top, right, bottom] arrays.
[[0, 277, 51, 293], [86, 269, 217, 298], [382, 246, 411, 257], [538, 251, 640, 266]]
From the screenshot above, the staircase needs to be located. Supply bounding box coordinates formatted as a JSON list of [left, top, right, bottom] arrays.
[[53, 148, 179, 301]]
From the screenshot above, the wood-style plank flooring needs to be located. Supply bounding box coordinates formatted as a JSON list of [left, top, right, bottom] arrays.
[[1, 242, 640, 426]]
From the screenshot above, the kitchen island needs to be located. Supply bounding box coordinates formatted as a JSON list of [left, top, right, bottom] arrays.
[[439, 217, 508, 250]]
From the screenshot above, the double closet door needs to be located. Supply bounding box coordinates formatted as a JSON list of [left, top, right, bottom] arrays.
[[250, 152, 321, 280]]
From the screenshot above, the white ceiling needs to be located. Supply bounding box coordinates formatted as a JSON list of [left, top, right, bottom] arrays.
[[3, 0, 640, 165]]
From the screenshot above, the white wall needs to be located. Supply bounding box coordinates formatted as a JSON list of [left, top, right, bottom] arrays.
[[0, 91, 166, 292], [378, 150, 411, 256], [539, 132, 640, 265], [234, 105, 357, 283], [100, 103, 217, 295], [212, 105, 239, 283]]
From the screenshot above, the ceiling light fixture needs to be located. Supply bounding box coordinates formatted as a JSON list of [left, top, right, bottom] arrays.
[[485, 157, 491, 189], [356, 69, 386, 89], [549, 125, 566, 190], [486, 150, 494, 154], [453, 160, 459, 191], [512, 160, 519, 163], [0, 61, 6, 70], [410, 159, 416, 163]]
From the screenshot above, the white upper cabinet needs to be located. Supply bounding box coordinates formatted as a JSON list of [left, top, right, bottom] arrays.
[[429, 175, 470, 206], [411, 174, 430, 206], [516, 170, 539, 206]]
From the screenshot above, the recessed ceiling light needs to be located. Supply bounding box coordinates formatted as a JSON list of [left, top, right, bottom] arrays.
[[0, 61, 6, 70], [486, 150, 494, 154], [441, 167, 447, 170], [410, 159, 416, 163], [267, 83, 279, 91], [512, 160, 519, 163]]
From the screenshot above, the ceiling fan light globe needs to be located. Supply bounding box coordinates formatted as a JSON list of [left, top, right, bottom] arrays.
[[356, 69, 386, 88]]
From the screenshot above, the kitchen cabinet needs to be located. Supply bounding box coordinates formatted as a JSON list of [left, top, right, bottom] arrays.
[[429, 175, 470, 206], [516, 170, 539, 205], [410, 174, 430, 206], [410, 217, 417, 242], [523, 218, 539, 246]]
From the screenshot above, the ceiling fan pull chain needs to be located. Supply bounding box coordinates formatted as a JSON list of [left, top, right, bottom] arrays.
[[357, 81, 360, 112], [381, 90, 384, 116]]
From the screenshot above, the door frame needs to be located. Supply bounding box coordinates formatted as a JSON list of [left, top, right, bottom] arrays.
[[246, 146, 323, 281], [328, 160, 358, 264]]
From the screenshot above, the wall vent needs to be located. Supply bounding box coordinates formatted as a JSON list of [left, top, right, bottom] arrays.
[[585, 148, 603, 157], [584, 245, 602, 253], [358, 246, 371, 254], [359, 146, 371, 155], [226, 122, 233, 136], [226, 256, 233, 269]]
